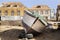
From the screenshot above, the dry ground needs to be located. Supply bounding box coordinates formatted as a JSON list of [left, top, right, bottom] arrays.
[[0, 21, 60, 40], [0, 28, 60, 40]]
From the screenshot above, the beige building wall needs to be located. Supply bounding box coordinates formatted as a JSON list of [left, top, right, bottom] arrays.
[[0, 2, 56, 21], [0, 2, 28, 26], [30, 5, 56, 21], [0, 2, 26, 16], [30, 5, 50, 20]]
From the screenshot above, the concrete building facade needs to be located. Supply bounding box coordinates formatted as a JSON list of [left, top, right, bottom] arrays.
[[56, 5, 60, 21], [30, 5, 56, 21], [0, 2, 26, 20], [0, 2, 56, 21]]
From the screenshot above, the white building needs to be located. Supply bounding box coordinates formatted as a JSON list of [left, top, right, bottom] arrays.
[[30, 5, 56, 21]]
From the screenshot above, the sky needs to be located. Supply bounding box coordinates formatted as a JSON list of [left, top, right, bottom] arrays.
[[0, 0, 60, 10]]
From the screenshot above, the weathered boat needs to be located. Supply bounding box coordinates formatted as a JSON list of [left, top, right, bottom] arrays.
[[22, 10, 48, 35]]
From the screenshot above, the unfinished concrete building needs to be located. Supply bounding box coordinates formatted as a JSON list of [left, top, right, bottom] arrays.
[[0, 2, 26, 26], [29, 5, 56, 21]]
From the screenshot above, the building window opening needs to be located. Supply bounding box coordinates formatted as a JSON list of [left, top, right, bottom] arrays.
[[36, 6, 41, 8], [13, 5, 17, 7], [17, 10, 20, 16], [45, 10, 48, 14], [7, 5, 10, 7], [11, 11, 14, 16], [0, 10, 1, 16], [5, 10, 8, 16], [40, 11, 43, 14]]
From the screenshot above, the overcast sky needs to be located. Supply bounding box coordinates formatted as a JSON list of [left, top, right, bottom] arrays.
[[0, 0, 60, 10]]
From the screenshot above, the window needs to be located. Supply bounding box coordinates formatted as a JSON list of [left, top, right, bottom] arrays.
[[40, 11, 43, 14], [13, 5, 17, 7], [45, 10, 48, 14], [36, 6, 41, 8], [0, 10, 1, 16], [5, 10, 8, 16], [39, 11, 41, 15], [11, 11, 14, 16], [48, 10, 50, 14], [50, 9, 55, 17], [17, 10, 20, 16], [7, 5, 10, 7], [51, 9, 54, 13], [39, 11, 40, 14]]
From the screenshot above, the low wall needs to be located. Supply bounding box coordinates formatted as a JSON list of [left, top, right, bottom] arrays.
[[1, 16, 23, 21]]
